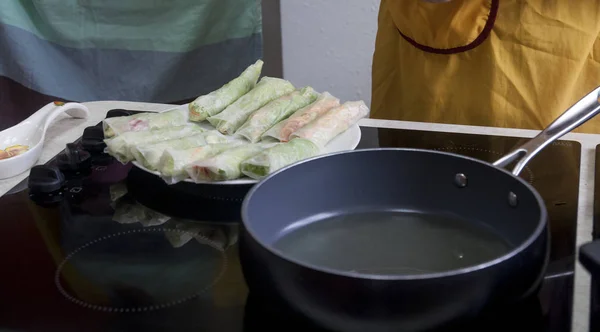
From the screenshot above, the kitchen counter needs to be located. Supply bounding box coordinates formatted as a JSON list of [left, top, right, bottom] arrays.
[[0, 100, 596, 332]]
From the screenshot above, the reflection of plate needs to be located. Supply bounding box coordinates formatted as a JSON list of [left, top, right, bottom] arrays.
[[55, 228, 227, 312], [131, 104, 362, 185]]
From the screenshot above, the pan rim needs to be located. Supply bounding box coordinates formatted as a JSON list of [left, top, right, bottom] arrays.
[[241, 148, 548, 281]]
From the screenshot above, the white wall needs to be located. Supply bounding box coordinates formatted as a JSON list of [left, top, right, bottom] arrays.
[[280, 0, 380, 107]]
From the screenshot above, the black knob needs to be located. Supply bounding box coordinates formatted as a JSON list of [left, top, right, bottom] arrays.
[[28, 165, 65, 194], [57, 143, 92, 172], [81, 126, 106, 152], [580, 241, 600, 278], [91, 153, 114, 166], [106, 109, 136, 118]]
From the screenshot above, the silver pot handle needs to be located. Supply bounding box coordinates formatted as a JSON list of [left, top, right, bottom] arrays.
[[493, 86, 600, 175]]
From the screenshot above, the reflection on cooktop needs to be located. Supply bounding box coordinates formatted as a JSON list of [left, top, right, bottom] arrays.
[[126, 166, 249, 222], [54, 182, 240, 313], [243, 293, 546, 332], [55, 227, 227, 312]]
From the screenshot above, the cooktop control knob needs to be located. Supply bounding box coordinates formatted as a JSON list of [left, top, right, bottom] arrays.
[[81, 126, 106, 152], [28, 165, 65, 194], [57, 143, 92, 172]]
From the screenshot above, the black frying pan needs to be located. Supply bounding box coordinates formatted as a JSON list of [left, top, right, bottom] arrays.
[[241, 87, 600, 332]]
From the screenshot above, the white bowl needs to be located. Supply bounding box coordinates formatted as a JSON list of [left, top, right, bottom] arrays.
[[0, 102, 89, 179]]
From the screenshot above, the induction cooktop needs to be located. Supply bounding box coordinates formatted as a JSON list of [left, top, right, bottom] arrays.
[[0, 111, 580, 332]]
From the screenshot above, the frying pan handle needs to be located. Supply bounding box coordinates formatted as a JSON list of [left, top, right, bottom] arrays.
[[493, 86, 600, 175]]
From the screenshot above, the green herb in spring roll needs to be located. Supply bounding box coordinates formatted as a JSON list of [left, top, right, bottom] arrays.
[[186, 144, 270, 181], [105, 125, 204, 164], [241, 138, 320, 179], [189, 60, 264, 122], [103, 108, 189, 138], [290, 101, 369, 147], [158, 142, 243, 184], [131, 131, 228, 170], [235, 87, 319, 143], [262, 92, 340, 142], [207, 77, 295, 135]]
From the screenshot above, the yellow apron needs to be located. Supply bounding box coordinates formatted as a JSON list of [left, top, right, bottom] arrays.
[[372, 0, 600, 133]]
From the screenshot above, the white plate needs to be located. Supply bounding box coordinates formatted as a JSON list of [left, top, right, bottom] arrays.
[[130, 104, 362, 185]]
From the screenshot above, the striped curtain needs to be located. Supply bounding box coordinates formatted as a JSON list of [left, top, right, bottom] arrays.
[[0, 0, 263, 130]]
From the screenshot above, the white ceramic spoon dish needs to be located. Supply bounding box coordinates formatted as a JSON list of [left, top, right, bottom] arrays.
[[0, 102, 90, 179]]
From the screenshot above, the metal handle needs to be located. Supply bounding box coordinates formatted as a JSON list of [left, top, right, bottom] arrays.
[[493, 86, 600, 175]]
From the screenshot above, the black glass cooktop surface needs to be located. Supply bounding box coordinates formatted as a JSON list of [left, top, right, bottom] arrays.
[[0, 115, 580, 332], [590, 144, 600, 332]]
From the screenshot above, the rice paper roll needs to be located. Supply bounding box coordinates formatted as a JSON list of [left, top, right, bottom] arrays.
[[262, 92, 340, 142], [109, 182, 128, 203], [165, 222, 205, 248], [105, 125, 204, 163], [235, 87, 319, 143], [165, 222, 230, 249], [207, 77, 295, 135], [102, 113, 146, 138], [186, 144, 271, 182], [130, 131, 228, 170], [289, 101, 369, 147], [158, 142, 243, 184], [112, 198, 171, 226], [103, 108, 189, 138], [189, 60, 263, 122], [241, 138, 320, 179]]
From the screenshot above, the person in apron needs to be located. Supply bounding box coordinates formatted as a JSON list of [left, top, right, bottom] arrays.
[[372, 0, 600, 133]]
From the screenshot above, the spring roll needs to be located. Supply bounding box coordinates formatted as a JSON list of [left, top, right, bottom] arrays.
[[235, 87, 319, 143], [103, 108, 189, 138], [130, 131, 229, 170], [207, 77, 295, 135], [165, 222, 204, 248], [186, 144, 270, 181], [262, 92, 340, 142], [290, 101, 369, 147], [189, 60, 264, 122], [158, 142, 243, 184], [105, 125, 204, 164], [241, 138, 320, 179], [166, 222, 230, 249], [109, 182, 128, 203], [112, 198, 171, 226]]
